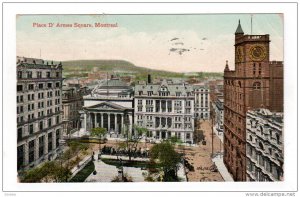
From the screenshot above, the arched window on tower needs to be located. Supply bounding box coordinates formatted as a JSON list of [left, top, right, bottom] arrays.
[[253, 82, 261, 90], [253, 63, 256, 75]]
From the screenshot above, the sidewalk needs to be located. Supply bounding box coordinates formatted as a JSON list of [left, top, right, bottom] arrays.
[[212, 155, 234, 182], [213, 125, 224, 143]]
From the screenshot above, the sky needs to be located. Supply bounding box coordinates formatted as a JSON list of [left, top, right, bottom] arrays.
[[16, 14, 283, 72]]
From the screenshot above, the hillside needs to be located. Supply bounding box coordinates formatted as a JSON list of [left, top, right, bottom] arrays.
[[62, 59, 223, 80]]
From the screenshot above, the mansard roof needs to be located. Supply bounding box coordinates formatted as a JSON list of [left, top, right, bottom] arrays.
[[134, 79, 194, 96]]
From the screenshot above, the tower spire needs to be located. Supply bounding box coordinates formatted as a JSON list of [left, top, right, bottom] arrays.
[[235, 19, 244, 35], [224, 60, 229, 72]]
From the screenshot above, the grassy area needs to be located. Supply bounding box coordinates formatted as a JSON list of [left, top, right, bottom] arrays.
[[69, 160, 95, 182]]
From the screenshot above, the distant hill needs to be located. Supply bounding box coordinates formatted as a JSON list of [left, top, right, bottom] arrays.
[[63, 59, 165, 73], [62, 59, 223, 80]]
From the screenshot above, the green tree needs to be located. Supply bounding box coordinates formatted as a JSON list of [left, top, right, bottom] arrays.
[[150, 141, 181, 181], [21, 161, 71, 183], [90, 127, 107, 151], [118, 125, 147, 161]]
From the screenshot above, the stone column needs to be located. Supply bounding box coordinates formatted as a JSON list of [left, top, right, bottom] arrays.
[[121, 114, 124, 135], [34, 138, 39, 161], [84, 113, 87, 131], [159, 100, 162, 112], [115, 113, 118, 133], [44, 133, 48, 155], [101, 113, 103, 128], [128, 114, 133, 136], [24, 143, 29, 166], [94, 113, 97, 128], [108, 113, 111, 132], [52, 131, 56, 150]]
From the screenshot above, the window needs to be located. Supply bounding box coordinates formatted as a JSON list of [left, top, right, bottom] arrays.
[[37, 71, 42, 78], [147, 91, 153, 96], [258, 63, 262, 75], [176, 92, 181, 96], [20, 106, 23, 113], [39, 136, 44, 158], [29, 140, 35, 163], [20, 95, 23, 102], [27, 71, 32, 78], [47, 83, 52, 88], [253, 63, 256, 75], [28, 84, 34, 90], [28, 94, 31, 101], [48, 132, 53, 152], [29, 124, 34, 134], [17, 71, 22, 79], [56, 116, 59, 124], [56, 72, 59, 78], [46, 72, 51, 78], [138, 91, 143, 95], [17, 145, 24, 170], [17, 128, 22, 141], [253, 82, 261, 90], [39, 121, 43, 131], [56, 82, 60, 88], [17, 85, 23, 92], [48, 118, 52, 127], [39, 83, 43, 89]]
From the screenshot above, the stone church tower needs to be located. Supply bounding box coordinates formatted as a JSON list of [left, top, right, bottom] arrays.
[[223, 20, 283, 181]]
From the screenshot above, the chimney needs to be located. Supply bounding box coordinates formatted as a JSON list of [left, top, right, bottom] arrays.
[[147, 74, 151, 84]]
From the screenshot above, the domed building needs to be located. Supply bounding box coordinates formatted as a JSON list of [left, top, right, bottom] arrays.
[[79, 77, 134, 137]]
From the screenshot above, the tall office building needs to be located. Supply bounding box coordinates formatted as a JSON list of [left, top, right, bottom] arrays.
[[17, 57, 63, 171], [223, 21, 283, 181]]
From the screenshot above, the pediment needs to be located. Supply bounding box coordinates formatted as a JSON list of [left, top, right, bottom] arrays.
[[85, 102, 126, 111]]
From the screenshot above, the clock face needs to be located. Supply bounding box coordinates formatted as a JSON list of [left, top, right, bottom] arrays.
[[236, 46, 243, 62], [249, 45, 267, 61]]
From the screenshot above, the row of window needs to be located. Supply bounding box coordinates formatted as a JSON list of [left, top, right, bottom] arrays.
[[17, 71, 60, 79], [17, 130, 61, 169], [17, 116, 60, 140], [17, 82, 61, 92]]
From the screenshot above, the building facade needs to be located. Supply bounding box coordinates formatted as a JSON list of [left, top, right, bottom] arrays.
[[193, 83, 210, 119], [80, 77, 134, 136], [246, 109, 284, 181], [223, 21, 283, 181], [17, 57, 63, 171], [214, 96, 224, 131], [134, 77, 195, 143], [62, 84, 87, 137]]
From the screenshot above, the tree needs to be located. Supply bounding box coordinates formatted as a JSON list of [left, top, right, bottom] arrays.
[[90, 127, 107, 151], [21, 161, 71, 183], [117, 125, 147, 161], [150, 141, 181, 181]]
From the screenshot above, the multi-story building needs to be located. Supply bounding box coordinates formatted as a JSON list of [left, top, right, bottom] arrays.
[[223, 21, 283, 181], [246, 109, 284, 181], [134, 76, 195, 143], [193, 83, 210, 119], [214, 96, 224, 131], [62, 84, 86, 137], [80, 77, 134, 136], [17, 57, 63, 171]]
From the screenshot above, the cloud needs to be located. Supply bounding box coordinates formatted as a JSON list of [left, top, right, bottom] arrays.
[[17, 26, 283, 72]]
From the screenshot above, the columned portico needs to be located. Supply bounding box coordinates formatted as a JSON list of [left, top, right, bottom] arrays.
[[81, 102, 133, 138]]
